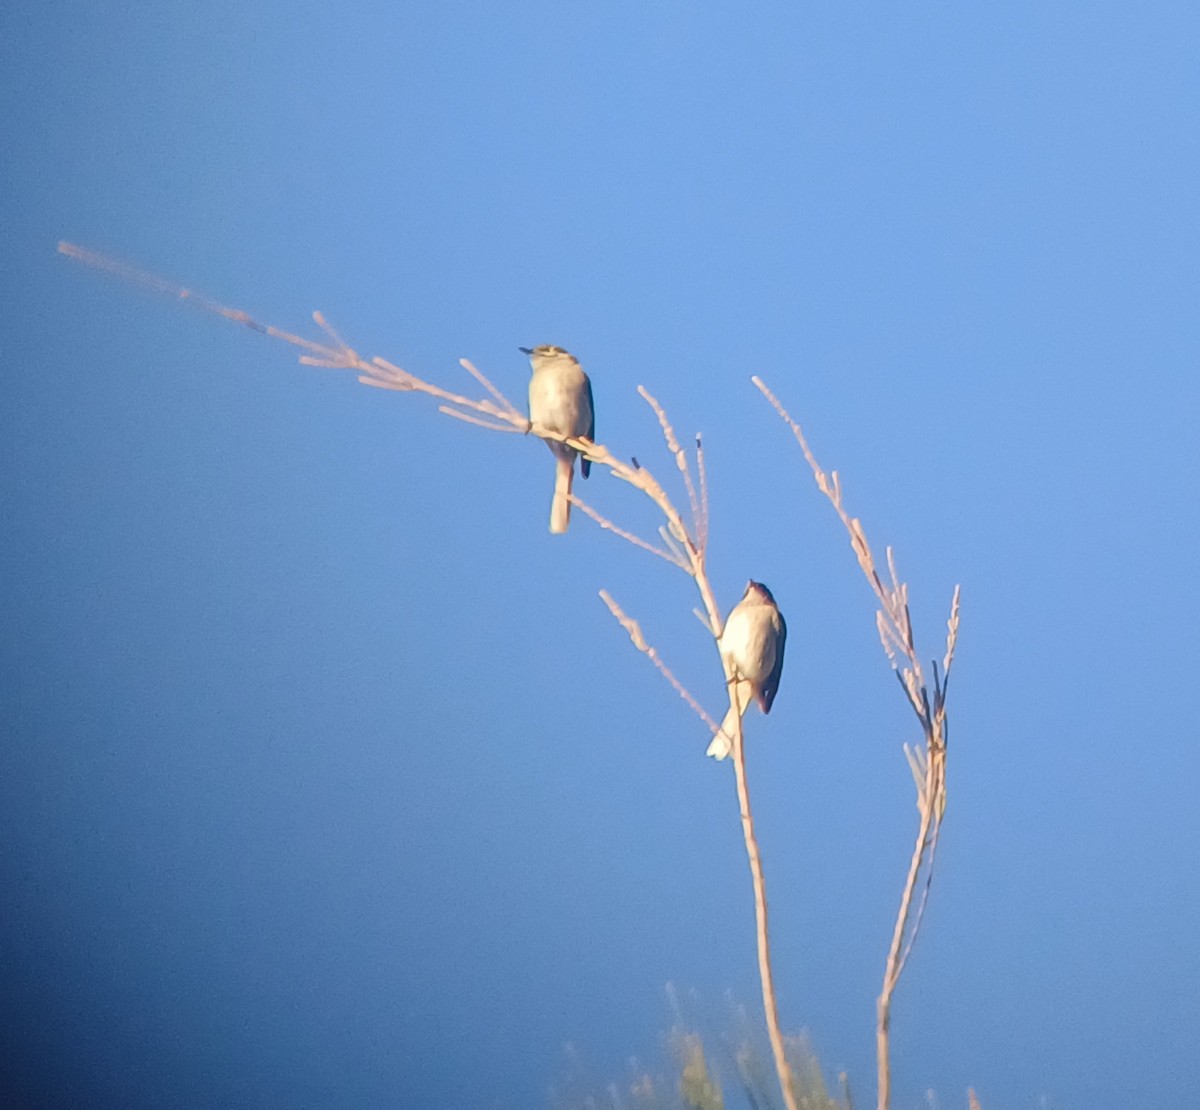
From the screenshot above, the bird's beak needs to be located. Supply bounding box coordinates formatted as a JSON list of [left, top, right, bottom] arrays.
[[518, 346, 533, 355]]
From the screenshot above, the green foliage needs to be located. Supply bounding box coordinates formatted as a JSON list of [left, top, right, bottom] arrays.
[[731, 1033, 846, 1110], [548, 997, 850, 1110], [785, 1034, 847, 1110], [677, 1034, 724, 1110]]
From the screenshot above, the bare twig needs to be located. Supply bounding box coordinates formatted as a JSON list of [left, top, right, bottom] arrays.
[[729, 697, 798, 1110], [437, 406, 525, 433], [313, 311, 356, 357], [895, 810, 941, 981], [599, 591, 719, 734], [460, 357, 524, 420], [754, 376, 960, 1110], [571, 497, 687, 570], [362, 356, 526, 426], [638, 385, 702, 543]]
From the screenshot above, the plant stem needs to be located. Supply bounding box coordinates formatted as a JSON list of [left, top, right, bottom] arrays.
[[876, 779, 935, 1110], [731, 722, 799, 1110]]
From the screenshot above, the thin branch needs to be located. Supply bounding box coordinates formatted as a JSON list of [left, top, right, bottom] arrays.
[[58, 242, 336, 356], [599, 591, 720, 734], [657, 524, 691, 569], [364, 356, 525, 424], [571, 497, 687, 569], [437, 406, 524, 433], [729, 687, 800, 1110], [894, 786, 943, 982], [876, 609, 911, 666], [943, 585, 962, 679], [875, 789, 933, 1110], [755, 376, 960, 1110], [460, 357, 524, 420], [313, 311, 356, 357], [638, 386, 702, 543]]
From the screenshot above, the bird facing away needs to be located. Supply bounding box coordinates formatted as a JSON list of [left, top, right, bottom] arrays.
[[707, 580, 787, 760], [522, 345, 595, 534]]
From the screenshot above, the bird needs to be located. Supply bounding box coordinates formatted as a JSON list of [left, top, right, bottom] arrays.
[[707, 581, 787, 760], [522, 345, 595, 534]]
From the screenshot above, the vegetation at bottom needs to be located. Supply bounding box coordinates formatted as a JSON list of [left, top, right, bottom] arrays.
[[548, 995, 848, 1110]]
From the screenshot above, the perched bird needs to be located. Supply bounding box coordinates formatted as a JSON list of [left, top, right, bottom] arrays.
[[707, 581, 787, 760], [522, 345, 595, 534]]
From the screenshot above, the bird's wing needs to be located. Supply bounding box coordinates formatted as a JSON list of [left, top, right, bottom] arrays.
[[758, 610, 787, 713], [577, 374, 594, 479]]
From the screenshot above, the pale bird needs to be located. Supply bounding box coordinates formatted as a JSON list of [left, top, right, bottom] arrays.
[[522, 345, 595, 534], [707, 581, 787, 760]]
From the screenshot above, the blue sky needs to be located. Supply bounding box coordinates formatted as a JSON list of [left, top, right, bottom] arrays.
[[3, 2, 1199, 1107]]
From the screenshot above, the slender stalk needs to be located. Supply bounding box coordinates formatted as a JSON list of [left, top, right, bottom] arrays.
[[730, 707, 799, 1110], [876, 787, 934, 1110], [754, 377, 960, 1110]]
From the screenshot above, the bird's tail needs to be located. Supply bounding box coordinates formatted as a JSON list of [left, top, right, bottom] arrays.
[[550, 455, 574, 534], [706, 677, 754, 759]]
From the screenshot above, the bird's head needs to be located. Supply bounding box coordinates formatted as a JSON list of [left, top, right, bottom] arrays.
[[746, 580, 777, 604], [520, 345, 579, 373]]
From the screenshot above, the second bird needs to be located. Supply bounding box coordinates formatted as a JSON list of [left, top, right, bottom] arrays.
[[522, 345, 595, 534], [707, 581, 787, 760]]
